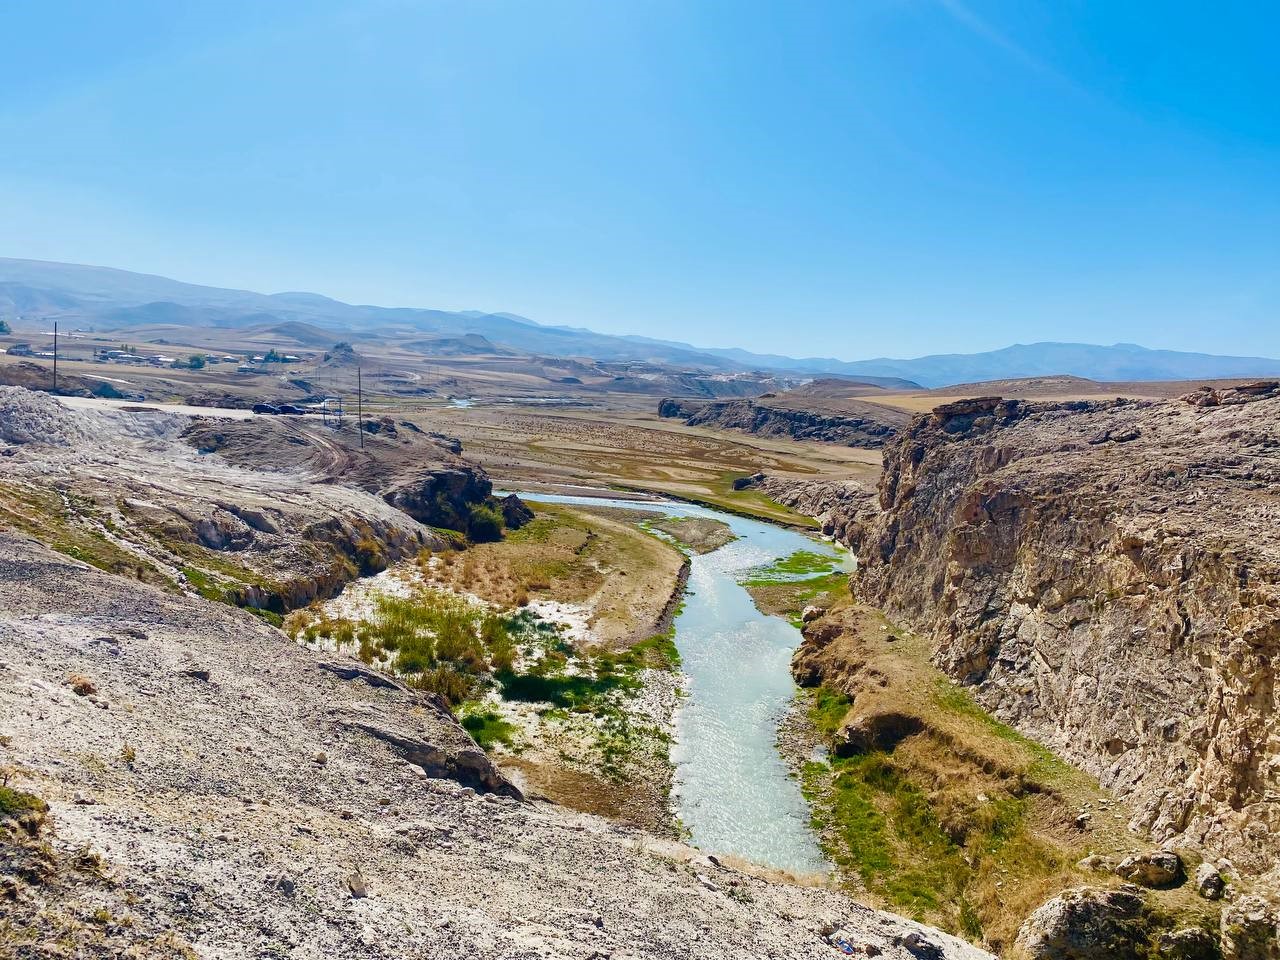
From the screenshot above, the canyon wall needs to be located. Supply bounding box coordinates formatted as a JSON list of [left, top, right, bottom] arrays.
[[658, 397, 905, 448], [852, 385, 1280, 879]]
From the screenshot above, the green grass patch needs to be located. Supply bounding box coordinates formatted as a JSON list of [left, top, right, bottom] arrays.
[[810, 685, 853, 738], [742, 549, 840, 585], [182, 565, 229, 603], [804, 745, 1068, 937], [460, 709, 518, 751], [247, 606, 284, 628], [0, 786, 47, 819], [497, 663, 638, 709], [616, 630, 682, 671]]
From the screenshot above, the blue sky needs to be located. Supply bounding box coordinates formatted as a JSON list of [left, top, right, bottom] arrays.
[[1, 0, 1276, 359]]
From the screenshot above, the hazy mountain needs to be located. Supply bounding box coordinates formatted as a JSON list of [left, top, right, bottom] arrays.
[[2, 257, 1277, 387], [0, 257, 735, 369], [816, 342, 1280, 388]]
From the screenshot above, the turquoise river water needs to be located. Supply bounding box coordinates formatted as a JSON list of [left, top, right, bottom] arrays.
[[517, 491, 847, 875]]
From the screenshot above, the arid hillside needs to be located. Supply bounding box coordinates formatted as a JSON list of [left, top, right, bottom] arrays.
[[0, 388, 505, 616], [0, 395, 994, 960]]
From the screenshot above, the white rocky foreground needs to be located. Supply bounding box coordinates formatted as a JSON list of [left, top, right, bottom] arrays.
[[0, 532, 991, 959]]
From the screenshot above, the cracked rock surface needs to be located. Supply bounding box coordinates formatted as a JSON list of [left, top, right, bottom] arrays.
[[0, 533, 991, 959]]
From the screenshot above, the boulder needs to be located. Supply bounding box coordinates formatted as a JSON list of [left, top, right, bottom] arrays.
[[499, 494, 534, 530], [381, 467, 491, 531], [1221, 895, 1280, 960], [1156, 927, 1219, 960], [1194, 862, 1225, 901], [801, 605, 826, 623], [1116, 850, 1183, 888], [1014, 886, 1148, 960]]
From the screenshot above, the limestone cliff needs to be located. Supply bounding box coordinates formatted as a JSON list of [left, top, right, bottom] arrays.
[[659, 396, 906, 448], [852, 385, 1280, 880]]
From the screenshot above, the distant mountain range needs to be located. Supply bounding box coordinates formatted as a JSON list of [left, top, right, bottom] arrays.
[[3, 257, 1278, 388]]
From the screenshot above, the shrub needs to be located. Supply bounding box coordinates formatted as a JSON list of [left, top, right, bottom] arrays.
[[354, 537, 388, 575], [467, 503, 504, 543], [460, 710, 517, 751], [0, 785, 46, 819]]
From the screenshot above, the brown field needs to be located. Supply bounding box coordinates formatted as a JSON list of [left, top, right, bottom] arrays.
[[421, 501, 685, 649], [422, 405, 881, 525]]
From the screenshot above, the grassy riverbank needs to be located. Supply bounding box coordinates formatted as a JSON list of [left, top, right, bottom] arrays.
[[790, 603, 1220, 953], [285, 501, 690, 833]]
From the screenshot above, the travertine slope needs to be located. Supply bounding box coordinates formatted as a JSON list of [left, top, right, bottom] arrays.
[[852, 385, 1280, 880], [0, 388, 497, 613], [0, 532, 992, 960]]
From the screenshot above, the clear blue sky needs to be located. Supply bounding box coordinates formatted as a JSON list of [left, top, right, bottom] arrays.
[[1, 1, 1276, 359]]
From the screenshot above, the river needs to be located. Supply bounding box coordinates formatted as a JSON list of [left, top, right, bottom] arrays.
[[516, 492, 845, 875]]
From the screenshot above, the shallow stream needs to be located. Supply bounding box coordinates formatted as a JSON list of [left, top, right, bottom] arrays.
[[517, 492, 845, 875]]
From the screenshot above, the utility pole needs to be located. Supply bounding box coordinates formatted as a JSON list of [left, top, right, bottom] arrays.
[[357, 365, 364, 450], [52, 321, 58, 392]]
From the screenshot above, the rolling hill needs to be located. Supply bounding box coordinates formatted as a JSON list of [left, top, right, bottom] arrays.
[[2, 257, 1277, 386]]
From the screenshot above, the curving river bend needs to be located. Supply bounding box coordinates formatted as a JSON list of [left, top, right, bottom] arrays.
[[518, 492, 846, 875]]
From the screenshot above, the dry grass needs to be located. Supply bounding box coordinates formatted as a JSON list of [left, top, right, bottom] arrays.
[[425, 406, 856, 525], [797, 603, 1219, 953], [644, 515, 736, 554], [421, 503, 685, 648]]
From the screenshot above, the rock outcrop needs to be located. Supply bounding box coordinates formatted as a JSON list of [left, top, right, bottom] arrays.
[[736, 473, 880, 546], [659, 396, 906, 447], [0, 388, 465, 614], [853, 388, 1280, 879], [1013, 887, 1150, 960]]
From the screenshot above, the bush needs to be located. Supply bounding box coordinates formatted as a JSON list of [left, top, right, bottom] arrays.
[[461, 710, 517, 750], [467, 503, 504, 543], [0, 785, 46, 819]]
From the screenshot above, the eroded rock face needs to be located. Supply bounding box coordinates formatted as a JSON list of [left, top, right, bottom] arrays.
[[1013, 887, 1149, 960], [854, 392, 1280, 877], [381, 467, 492, 529], [1221, 896, 1280, 960], [743, 474, 880, 548], [658, 397, 905, 448]]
